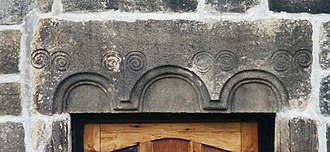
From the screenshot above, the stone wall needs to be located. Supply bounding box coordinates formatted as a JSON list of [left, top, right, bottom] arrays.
[[0, 0, 329, 151]]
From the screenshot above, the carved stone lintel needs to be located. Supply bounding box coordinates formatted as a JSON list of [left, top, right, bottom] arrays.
[[31, 19, 312, 114]]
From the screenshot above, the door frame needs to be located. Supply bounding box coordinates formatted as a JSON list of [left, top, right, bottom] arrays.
[[71, 113, 275, 152]]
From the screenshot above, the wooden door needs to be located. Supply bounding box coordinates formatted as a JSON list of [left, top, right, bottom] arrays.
[[84, 122, 258, 152]]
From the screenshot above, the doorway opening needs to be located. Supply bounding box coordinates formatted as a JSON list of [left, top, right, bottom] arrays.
[[72, 113, 275, 152]]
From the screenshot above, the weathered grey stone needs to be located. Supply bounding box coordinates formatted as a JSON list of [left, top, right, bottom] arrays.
[[143, 77, 200, 112], [0, 0, 51, 24], [275, 117, 289, 152], [66, 83, 111, 113], [37, 0, 54, 13], [205, 0, 260, 13], [0, 30, 20, 74], [0, 122, 25, 152], [62, 0, 107, 12], [269, 0, 330, 14], [32, 120, 53, 151], [31, 19, 312, 115], [320, 22, 330, 70], [0, 83, 21, 116], [289, 118, 318, 152], [320, 75, 330, 116], [0, 0, 32, 25], [231, 82, 277, 112], [327, 124, 330, 152], [62, 0, 198, 12], [32, 121, 45, 151], [45, 119, 69, 152]]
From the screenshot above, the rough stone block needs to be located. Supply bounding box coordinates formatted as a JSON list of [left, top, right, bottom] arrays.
[[289, 118, 318, 152], [320, 75, 330, 116], [0, 0, 51, 24], [275, 117, 289, 152], [62, 0, 198, 12], [327, 124, 330, 152], [0, 30, 20, 74], [0, 122, 25, 152], [269, 0, 330, 14], [32, 120, 53, 151], [31, 19, 312, 115], [45, 119, 69, 152], [320, 22, 330, 70], [205, 0, 260, 13], [37, 0, 54, 13], [62, 0, 107, 12], [0, 83, 21, 116], [0, 0, 32, 25]]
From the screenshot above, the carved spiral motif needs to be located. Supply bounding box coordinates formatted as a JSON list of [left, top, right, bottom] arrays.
[[51, 51, 70, 71], [192, 52, 213, 73], [102, 51, 122, 72], [294, 49, 312, 68], [31, 49, 50, 69], [215, 51, 237, 71], [271, 50, 293, 72], [126, 51, 146, 72]]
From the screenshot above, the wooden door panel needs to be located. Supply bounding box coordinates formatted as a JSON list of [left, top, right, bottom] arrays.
[[84, 124, 100, 152], [241, 123, 258, 152], [84, 122, 258, 152], [99, 123, 241, 151], [138, 139, 231, 152], [152, 138, 189, 152], [203, 144, 230, 152]]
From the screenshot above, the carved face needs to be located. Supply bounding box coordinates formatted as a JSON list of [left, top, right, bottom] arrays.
[[102, 51, 122, 72]]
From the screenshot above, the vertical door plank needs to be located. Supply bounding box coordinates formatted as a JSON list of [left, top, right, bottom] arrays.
[[84, 124, 100, 152], [190, 141, 202, 152], [139, 141, 153, 152], [152, 138, 189, 152], [241, 122, 258, 152]]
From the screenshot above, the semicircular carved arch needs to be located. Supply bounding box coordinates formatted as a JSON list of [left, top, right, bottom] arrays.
[[125, 65, 211, 112], [53, 73, 115, 114], [219, 70, 288, 112]]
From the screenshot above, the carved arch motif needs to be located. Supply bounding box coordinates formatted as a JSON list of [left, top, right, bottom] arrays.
[[53, 73, 114, 114], [125, 65, 211, 111], [219, 70, 288, 112]]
